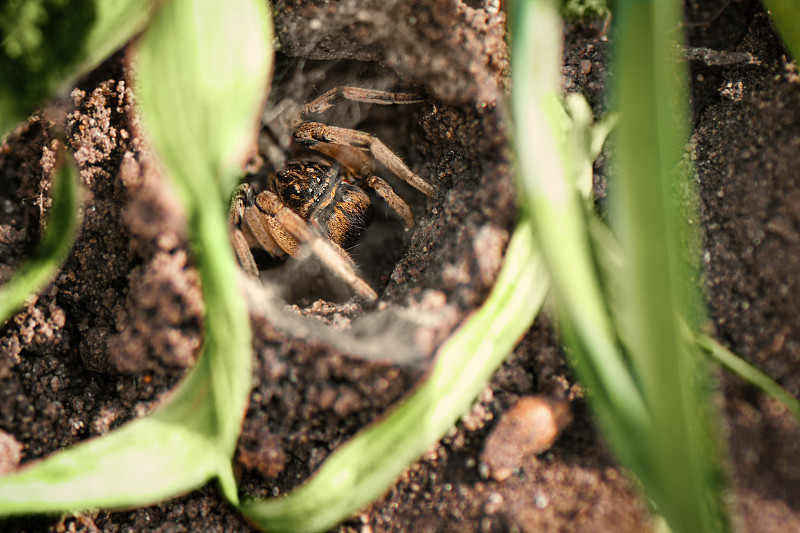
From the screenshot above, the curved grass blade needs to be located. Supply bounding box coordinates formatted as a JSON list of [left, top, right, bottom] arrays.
[[0, 0, 154, 137], [0, 0, 272, 514], [240, 218, 548, 533], [0, 152, 80, 324], [135, 0, 272, 468]]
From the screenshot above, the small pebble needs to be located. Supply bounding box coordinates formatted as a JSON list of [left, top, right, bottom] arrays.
[[480, 395, 572, 481], [0, 429, 23, 474]]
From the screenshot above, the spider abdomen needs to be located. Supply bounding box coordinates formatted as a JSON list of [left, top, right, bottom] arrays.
[[315, 182, 372, 249], [270, 159, 372, 249]]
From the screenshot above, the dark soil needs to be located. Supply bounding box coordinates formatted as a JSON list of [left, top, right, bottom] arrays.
[[1, 0, 799, 531]]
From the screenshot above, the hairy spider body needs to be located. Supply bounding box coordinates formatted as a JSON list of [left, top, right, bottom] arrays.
[[271, 158, 372, 250], [230, 86, 434, 302]]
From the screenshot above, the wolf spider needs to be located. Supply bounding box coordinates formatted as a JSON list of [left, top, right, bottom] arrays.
[[229, 86, 435, 301]]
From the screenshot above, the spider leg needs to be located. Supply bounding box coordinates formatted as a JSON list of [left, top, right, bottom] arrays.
[[254, 190, 378, 301], [230, 184, 304, 274], [229, 185, 261, 278], [294, 122, 435, 198], [291, 86, 425, 129], [244, 206, 292, 255], [232, 183, 295, 258], [366, 176, 415, 228], [231, 228, 259, 278]]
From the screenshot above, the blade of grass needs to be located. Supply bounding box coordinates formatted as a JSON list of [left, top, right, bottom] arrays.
[[612, 0, 728, 530], [134, 0, 271, 204], [0, 151, 80, 324], [510, 0, 651, 477], [240, 217, 548, 533], [513, 1, 729, 531], [591, 171, 800, 451], [694, 333, 800, 422], [0, 0, 154, 137], [0, 0, 272, 513]]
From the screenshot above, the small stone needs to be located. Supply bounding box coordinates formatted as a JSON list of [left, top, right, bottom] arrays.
[[480, 395, 572, 481], [0, 429, 23, 474]]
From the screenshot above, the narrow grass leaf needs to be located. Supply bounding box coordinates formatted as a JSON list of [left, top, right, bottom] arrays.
[[0, 153, 79, 324], [510, 0, 651, 476], [134, 0, 272, 205], [612, 0, 728, 530], [0, 0, 154, 137], [695, 333, 800, 422], [240, 218, 548, 533]]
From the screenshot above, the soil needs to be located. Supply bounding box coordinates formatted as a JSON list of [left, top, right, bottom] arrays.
[[1, 0, 799, 532]]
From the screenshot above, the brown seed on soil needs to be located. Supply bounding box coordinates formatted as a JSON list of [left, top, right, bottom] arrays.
[[480, 395, 572, 482]]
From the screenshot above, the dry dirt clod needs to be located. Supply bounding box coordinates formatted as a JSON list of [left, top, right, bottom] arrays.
[[480, 395, 573, 482]]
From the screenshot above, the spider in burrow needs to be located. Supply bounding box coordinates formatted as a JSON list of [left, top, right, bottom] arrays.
[[229, 86, 436, 301]]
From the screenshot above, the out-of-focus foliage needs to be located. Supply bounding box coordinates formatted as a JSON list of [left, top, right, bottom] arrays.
[[761, 0, 800, 61], [0, 0, 152, 136], [561, 0, 611, 18], [511, 0, 729, 531], [0, 0, 271, 517]]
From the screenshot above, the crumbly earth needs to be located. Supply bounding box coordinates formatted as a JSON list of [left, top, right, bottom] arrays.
[[1, 0, 799, 532]]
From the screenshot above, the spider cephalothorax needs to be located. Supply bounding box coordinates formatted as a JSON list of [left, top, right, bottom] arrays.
[[229, 86, 435, 301]]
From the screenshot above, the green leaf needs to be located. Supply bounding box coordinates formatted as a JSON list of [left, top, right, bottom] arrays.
[[512, 0, 728, 531], [0, 0, 272, 514], [611, 0, 728, 530], [761, 0, 800, 61], [0, 152, 80, 324], [135, 0, 273, 205], [695, 332, 800, 423], [0, 0, 154, 137], [136, 0, 272, 462], [240, 218, 549, 533]]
